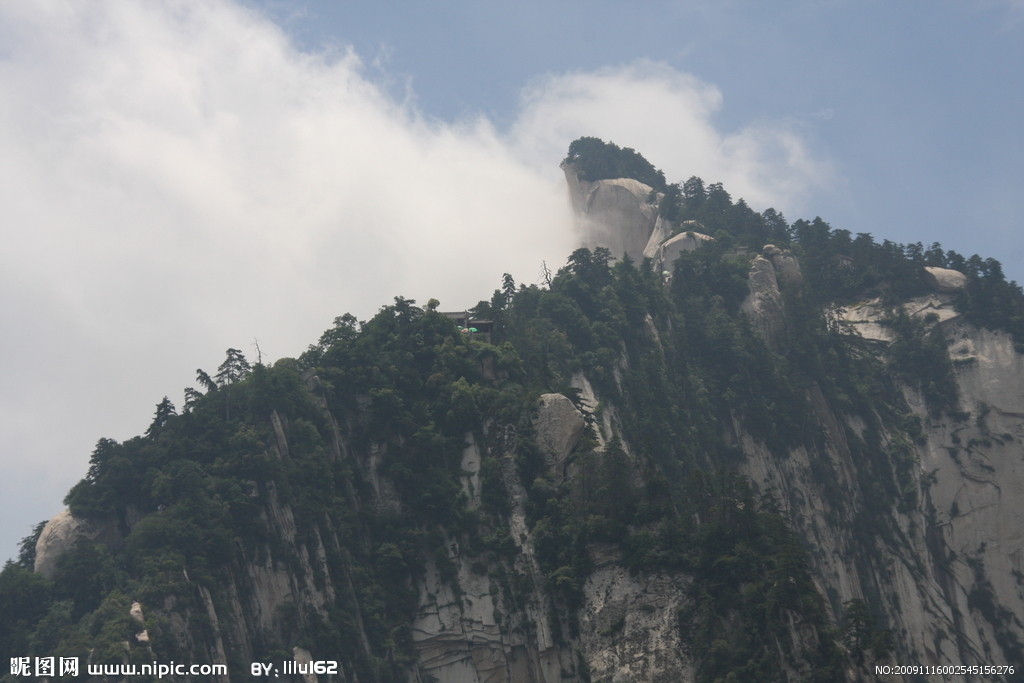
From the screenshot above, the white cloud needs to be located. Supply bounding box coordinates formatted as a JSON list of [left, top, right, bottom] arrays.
[[0, 1, 832, 559], [512, 61, 836, 212]]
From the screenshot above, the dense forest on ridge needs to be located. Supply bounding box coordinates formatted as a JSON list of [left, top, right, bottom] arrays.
[[3, 138, 1024, 682]]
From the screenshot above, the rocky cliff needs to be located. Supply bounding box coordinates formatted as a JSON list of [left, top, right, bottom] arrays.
[[563, 163, 713, 269], [828, 284, 1024, 666], [6, 145, 1024, 683]]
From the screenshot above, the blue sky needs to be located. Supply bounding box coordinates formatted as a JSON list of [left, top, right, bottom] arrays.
[[1, 0, 1021, 561], [264, 0, 1024, 265]]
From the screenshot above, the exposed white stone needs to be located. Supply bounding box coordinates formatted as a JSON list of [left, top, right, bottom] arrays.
[[411, 544, 509, 682], [763, 243, 804, 287], [653, 229, 714, 271], [902, 293, 961, 324], [292, 647, 318, 683], [569, 374, 606, 448], [839, 293, 963, 343], [460, 434, 482, 510], [130, 601, 145, 625], [33, 509, 112, 579], [924, 266, 968, 292], [564, 167, 659, 261], [533, 393, 585, 480], [197, 584, 231, 683], [578, 567, 694, 682], [642, 216, 674, 259], [741, 255, 785, 344], [838, 298, 895, 343], [741, 319, 1024, 667]]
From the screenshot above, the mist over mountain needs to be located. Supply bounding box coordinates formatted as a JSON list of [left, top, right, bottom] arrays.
[[3, 138, 1024, 682]]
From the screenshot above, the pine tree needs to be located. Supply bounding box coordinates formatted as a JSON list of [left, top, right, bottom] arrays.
[[215, 348, 251, 386], [183, 387, 203, 412], [145, 396, 176, 437], [195, 369, 217, 393]]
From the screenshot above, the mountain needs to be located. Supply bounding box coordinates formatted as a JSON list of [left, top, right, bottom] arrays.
[[3, 138, 1023, 682]]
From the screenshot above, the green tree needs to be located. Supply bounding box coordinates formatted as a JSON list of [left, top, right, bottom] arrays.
[[563, 136, 667, 190], [842, 599, 892, 664], [16, 521, 47, 569], [0, 562, 52, 663], [195, 368, 217, 393], [761, 208, 789, 243], [501, 273, 516, 308], [145, 396, 176, 437], [84, 437, 119, 482], [216, 348, 252, 386], [183, 386, 203, 412], [682, 176, 706, 204]]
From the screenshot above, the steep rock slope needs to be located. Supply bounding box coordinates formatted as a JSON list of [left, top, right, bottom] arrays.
[[5, 139, 1024, 682], [563, 169, 660, 262]]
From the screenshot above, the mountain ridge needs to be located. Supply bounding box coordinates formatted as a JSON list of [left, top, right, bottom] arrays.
[[3, 138, 1024, 682]]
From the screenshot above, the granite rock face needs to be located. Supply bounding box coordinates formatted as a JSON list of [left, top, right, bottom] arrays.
[[564, 166, 659, 262], [561, 166, 1024, 673], [839, 292, 963, 343], [741, 255, 786, 345], [564, 165, 718, 272], [34, 509, 116, 580], [924, 266, 968, 292], [35, 324, 1024, 681], [741, 316, 1024, 672], [577, 566, 693, 682], [763, 243, 803, 287], [534, 393, 585, 480], [26, 167, 1024, 682], [652, 229, 714, 271], [34, 510, 84, 579]]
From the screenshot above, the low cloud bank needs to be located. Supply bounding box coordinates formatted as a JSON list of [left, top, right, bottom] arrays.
[[0, 0, 832, 559]]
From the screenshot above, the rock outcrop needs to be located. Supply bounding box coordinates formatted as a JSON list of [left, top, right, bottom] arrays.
[[34, 510, 85, 579], [924, 266, 968, 292], [564, 167, 659, 261], [839, 292, 963, 343], [578, 566, 693, 681], [910, 321, 1024, 656], [763, 243, 803, 288], [561, 167, 1024, 672], [741, 255, 786, 345], [651, 229, 714, 272], [17, 160, 1024, 683], [33, 509, 119, 580], [533, 393, 585, 481], [740, 316, 1024, 672], [564, 165, 718, 272], [292, 647, 319, 683], [839, 298, 897, 343]]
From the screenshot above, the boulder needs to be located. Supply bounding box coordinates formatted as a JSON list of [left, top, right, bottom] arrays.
[[34, 509, 123, 579], [924, 266, 968, 293], [654, 230, 714, 270], [292, 647, 318, 683], [762, 244, 803, 287], [130, 601, 145, 624], [564, 166, 659, 261], [838, 299, 895, 343], [34, 510, 87, 579], [740, 256, 785, 345], [534, 394, 585, 477], [641, 216, 674, 259]]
